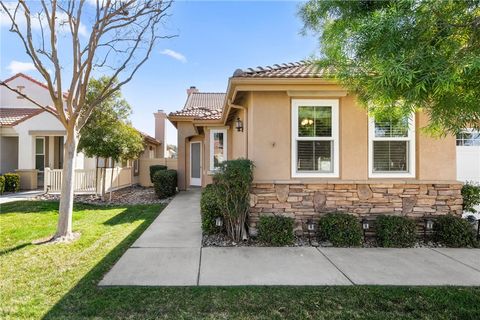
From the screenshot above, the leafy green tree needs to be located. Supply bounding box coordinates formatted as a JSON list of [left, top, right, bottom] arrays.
[[78, 78, 144, 200], [300, 0, 480, 134]]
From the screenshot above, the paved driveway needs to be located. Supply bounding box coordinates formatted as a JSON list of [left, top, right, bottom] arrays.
[[100, 189, 480, 287]]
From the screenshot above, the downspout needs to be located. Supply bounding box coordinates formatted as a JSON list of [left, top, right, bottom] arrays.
[[228, 100, 248, 159]]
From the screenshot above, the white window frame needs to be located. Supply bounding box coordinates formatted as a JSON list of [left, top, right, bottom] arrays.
[[368, 113, 416, 178], [209, 128, 227, 171], [291, 99, 340, 178]]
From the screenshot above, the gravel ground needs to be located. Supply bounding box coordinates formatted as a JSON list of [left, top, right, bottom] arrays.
[[36, 185, 172, 205], [202, 233, 446, 248]]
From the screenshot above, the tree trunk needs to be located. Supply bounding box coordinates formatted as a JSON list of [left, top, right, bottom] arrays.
[[55, 129, 78, 240]]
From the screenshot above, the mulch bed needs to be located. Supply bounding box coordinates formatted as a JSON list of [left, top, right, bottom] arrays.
[[36, 185, 172, 205]]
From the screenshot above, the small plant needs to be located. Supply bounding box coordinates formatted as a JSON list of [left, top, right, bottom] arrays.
[[152, 169, 177, 199], [201, 184, 223, 235], [3, 173, 20, 192], [0, 175, 5, 194], [213, 159, 254, 242], [149, 165, 168, 183], [257, 215, 295, 246], [318, 213, 363, 247], [433, 215, 477, 248], [461, 182, 480, 213], [375, 215, 417, 248]]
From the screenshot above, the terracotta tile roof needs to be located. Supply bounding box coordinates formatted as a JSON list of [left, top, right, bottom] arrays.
[[138, 130, 161, 145], [232, 61, 330, 78], [169, 92, 225, 120], [0, 108, 44, 126]]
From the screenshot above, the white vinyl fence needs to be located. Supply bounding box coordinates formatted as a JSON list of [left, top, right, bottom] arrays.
[[44, 167, 132, 194]]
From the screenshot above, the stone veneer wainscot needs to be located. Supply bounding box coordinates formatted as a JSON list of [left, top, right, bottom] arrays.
[[248, 182, 463, 234]]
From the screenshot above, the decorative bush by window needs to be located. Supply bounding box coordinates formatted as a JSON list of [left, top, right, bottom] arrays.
[[257, 215, 295, 246], [318, 213, 363, 247]]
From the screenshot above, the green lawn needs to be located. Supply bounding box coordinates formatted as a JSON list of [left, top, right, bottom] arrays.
[[1, 201, 479, 320]]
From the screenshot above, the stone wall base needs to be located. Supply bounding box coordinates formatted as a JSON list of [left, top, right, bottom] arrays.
[[249, 182, 463, 235]]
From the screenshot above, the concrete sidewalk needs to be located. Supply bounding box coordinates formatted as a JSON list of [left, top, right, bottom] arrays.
[[100, 189, 480, 287], [0, 190, 44, 204]]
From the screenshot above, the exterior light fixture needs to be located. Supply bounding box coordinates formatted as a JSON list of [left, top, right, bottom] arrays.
[[423, 218, 434, 242], [362, 218, 369, 239], [235, 117, 244, 132], [215, 216, 224, 227], [307, 219, 316, 232]]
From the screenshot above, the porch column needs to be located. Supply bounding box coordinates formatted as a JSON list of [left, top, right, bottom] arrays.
[[16, 133, 37, 190], [48, 136, 55, 168]]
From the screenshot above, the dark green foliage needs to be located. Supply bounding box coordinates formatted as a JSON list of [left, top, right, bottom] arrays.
[[0, 175, 5, 194], [318, 213, 362, 247], [257, 215, 295, 246], [300, 0, 480, 134], [433, 215, 477, 248], [462, 182, 480, 213], [149, 165, 168, 183], [375, 215, 417, 248], [213, 159, 254, 242], [152, 170, 177, 199], [3, 173, 20, 192], [200, 184, 223, 235]]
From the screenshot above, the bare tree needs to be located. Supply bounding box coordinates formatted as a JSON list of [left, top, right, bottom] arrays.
[[0, 0, 173, 241]]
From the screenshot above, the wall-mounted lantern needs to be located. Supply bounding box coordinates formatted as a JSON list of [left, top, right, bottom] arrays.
[[235, 117, 244, 132]]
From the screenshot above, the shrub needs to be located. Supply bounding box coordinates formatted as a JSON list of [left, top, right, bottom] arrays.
[[375, 215, 417, 248], [462, 182, 480, 213], [152, 169, 177, 199], [3, 173, 20, 192], [318, 213, 363, 247], [433, 215, 477, 248], [257, 215, 295, 246], [213, 159, 254, 242], [201, 184, 223, 234], [0, 175, 5, 194], [149, 165, 167, 183]]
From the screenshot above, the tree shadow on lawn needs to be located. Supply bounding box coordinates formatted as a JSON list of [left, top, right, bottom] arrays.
[[41, 214, 480, 319], [0, 200, 60, 214]]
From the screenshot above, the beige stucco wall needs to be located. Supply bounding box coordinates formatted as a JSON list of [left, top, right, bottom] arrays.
[[173, 84, 458, 189], [416, 112, 457, 180], [137, 158, 178, 187]]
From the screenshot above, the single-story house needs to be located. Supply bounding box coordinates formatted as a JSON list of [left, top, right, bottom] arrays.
[[0, 73, 174, 191], [169, 61, 464, 232]]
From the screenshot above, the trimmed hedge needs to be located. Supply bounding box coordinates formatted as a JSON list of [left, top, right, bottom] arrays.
[[152, 169, 177, 199], [0, 175, 5, 194], [4, 173, 20, 192], [318, 213, 363, 247], [257, 215, 295, 246], [375, 215, 417, 248], [149, 165, 168, 183], [201, 184, 223, 235], [433, 215, 477, 248]]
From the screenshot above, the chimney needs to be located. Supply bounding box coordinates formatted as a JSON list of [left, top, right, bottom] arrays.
[[186, 86, 199, 96], [154, 109, 167, 158]]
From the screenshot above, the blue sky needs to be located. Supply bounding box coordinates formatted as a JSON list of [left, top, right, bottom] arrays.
[[0, 1, 319, 145]]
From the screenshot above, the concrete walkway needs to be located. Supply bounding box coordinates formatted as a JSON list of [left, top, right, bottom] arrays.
[[0, 190, 44, 204], [100, 189, 480, 287]]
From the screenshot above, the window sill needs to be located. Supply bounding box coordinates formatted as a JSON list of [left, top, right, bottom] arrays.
[[368, 172, 415, 179]]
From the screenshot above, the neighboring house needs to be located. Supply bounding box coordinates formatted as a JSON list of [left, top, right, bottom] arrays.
[[456, 128, 480, 184], [0, 73, 175, 191], [169, 61, 464, 232]]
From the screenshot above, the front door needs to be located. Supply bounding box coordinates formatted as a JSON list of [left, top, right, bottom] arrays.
[[190, 142, 202, 186]]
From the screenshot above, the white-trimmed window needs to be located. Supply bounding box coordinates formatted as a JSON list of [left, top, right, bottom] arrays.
[[368, 113, 415, 178], [291, 99, 339, 178], [456, 129, 480, 146], [210, 129, 227, 171]]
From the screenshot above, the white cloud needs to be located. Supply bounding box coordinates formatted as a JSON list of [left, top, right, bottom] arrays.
[[7, 60, 36, 74], [0, 3, 89, 37], [160, 49, 187, 63]]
